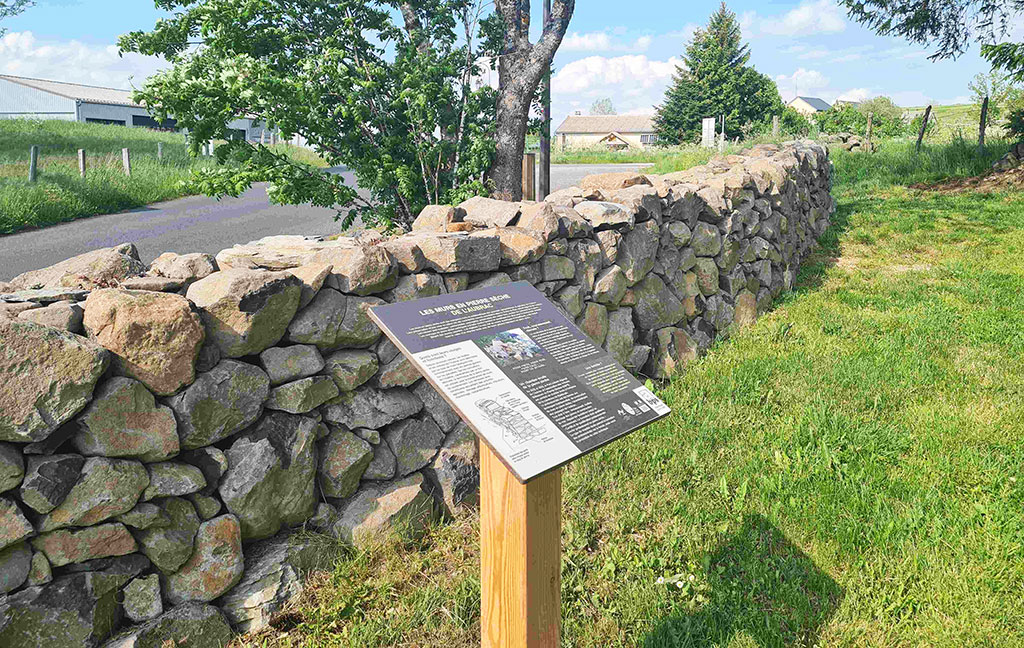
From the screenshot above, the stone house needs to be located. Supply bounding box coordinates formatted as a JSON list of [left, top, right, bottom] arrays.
[[787, 96, 831, 117], [554, 114, 659, 150]]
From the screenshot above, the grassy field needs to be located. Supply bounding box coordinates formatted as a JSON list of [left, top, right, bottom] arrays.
[[234, 137, 1024, 647], [0, 119, 324, 235]]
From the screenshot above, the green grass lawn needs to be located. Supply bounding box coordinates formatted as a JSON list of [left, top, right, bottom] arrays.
[[234, 137, 1024, 648], [0, 119, 324, 235]]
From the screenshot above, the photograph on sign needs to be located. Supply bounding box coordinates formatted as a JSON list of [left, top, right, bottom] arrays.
[[369, 281, 670, 482]]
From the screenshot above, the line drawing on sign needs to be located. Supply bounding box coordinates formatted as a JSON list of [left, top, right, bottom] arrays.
[[475, 398, 544, 449]]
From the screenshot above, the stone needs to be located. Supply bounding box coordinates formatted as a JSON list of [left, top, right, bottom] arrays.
[[690, 221, 722, 257], [694, 257, 720, 296], [0, 498, 32, 551], [627, 345, 652, 373], [318, 429, 374, 498], [6, 244, 145, 291], [567, 238, 603, 291], [72, 378, 179, 463], [116, 276, 184, 293], [188, 494, 221, 520], [18, 300, 84, 333], [516, 202, 561, 240], [554, 284, 586, 318], [734, 289, 757, 329], [386, 273, 445, 302], [134, 498, 200, 573], [331, 473, 438, 547], [288, 263, 333, 308], [260, 344, 325, 385], [31, 523, 136, 567], [39, 458, 149, 532], [220, 414, 317, 540], [507, 262, 543, 284], [363, 441, 397, 480], [355, 428, 381, 444], [412, 204, 459, 232], [218, 535, 321, 634], [579, 171, 650, 192], [616, 220, 659, 284], [186, 268, 302, 357], [27, 550, 51, 586], [167, 359, 270, 450], [604, 307, 635, 366], [164, 515, 244, 604], [286, 288, 383, 349], [715, 237, 740, 272], [116, 503, 170, 530], [593, 266, 628, 306], [315, 244, 397, 296], [0, 541, 30, 594], [102, 603, 232, 648], [375, 352, 420, 388], [148, 252, 218, 284], [122, 575, 162, 623], [266, 376, 340, 414], [469, 272, 512, 289], [322, 386, 423, 430], [323, 349, 378, 391], [666, 221, 692, 246], [83, 289, 205, 396], [423, 423, 479, 516], [19, 454, 85, 514], [595, 229, 621, 265], [492, 227, 547, 266], [646, 327, 699, 380], [0, 319, 109, 443], [574, 201, 634, 230], [0, 301, 42, 320], [0, 444, 23, 494], [443, 273, 469, 293], [0, 572, 127, 647], [426, 233, 502, 273], [578, 302, 609, 346], [607, 185, 663, 223], [632, 274, 686, 330], [458, 196, 521, 227], [540, 255, 575, 282], [142, 462, 206, 501], [411, 380, 461, 433], [194, 342, 221, 373], [384, 416, 444, 477]]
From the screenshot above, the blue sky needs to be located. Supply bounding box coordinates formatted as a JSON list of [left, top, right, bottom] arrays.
[[0, 0, 1010, 123]]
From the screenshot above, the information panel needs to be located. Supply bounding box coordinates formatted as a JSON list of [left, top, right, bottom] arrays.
[[368, 281, 671, 482]]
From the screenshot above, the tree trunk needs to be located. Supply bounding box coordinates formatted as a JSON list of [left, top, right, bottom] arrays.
[[487, 0, 574, 200]]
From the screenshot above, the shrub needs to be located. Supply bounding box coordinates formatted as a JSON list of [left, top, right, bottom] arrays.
[[1005, 108, 1024, 140]]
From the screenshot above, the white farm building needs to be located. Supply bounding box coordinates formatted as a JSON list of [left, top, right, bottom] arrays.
[[554, 114, 659, 150], [0, 74, 267, 139]]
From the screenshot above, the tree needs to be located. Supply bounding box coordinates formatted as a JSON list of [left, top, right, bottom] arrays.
[[838, 0, 1024, 81], [590, 97, 616, 115], [968, 70, 1021, 125], [654, 2, 783, 144], [0, 0, 32, 36], [856, 96, 903, 123]]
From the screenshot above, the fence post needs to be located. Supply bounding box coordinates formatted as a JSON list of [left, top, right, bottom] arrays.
[[28, 145, 38, 183], [521, 153, 536, 201], [157, 142, 163, 163], [78, 149, 86, 178], [978, 96, 989, 156], [866, 112, 873, 146], [772, 115, 780, 138], [701, 117, 715, 148], [122, 148, 131, 177], [915, 105, 932, 153], [718, 114, 725, 153]]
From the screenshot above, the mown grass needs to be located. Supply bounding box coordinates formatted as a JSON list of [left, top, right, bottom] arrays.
[[0, 119, 324, 235], [234, 138, 1024, 647]]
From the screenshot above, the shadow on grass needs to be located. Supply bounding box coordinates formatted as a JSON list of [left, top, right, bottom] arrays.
[[643, 515, 842, 648], [788, 196, 862, 294]]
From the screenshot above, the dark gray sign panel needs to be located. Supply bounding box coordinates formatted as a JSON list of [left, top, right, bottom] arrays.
[[368, 281, 670, 482]]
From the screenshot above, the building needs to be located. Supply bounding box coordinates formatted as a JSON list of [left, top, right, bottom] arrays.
[[0, 74, 266, 139], [787, 96, 832, 117], [833, 99, 861, 109], [554, 113, 658, 150]]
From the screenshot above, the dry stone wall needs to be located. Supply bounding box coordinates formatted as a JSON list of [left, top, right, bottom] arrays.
[[0, 141, 832, 646]]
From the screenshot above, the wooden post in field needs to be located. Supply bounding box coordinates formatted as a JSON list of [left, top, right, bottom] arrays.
[[260, 130, 266, 145], [978, 96, 989, 155], [78, 149, 86, 178], [865, 112, 873, 146], [772, 115, 780, 138], [916, 105, 932, 153], [718, 114, 725, 153], [522, 153, 536, 201], [157, 142, 164, 163], [28, 145, 38, 182], [480, 444, 561, 648], [122, 148, 131, 176]]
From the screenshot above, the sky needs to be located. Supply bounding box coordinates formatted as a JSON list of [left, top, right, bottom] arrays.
[[0, 0, 1011, 125]]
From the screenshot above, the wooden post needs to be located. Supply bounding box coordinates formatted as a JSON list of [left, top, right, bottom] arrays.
[[916, 105, 932, 153], [718, 114, 725, 153], [521, 153, 536, 201], [772, 115, 780, 138], [480, 444, 561, 648], [260, 129, 266, 145], [865, 112, 873, 145], [78, 149, 86, 178], [28, 145, 38, 182], [122, 148, 131, 176], [157, 142, 163, 163], [979, 96, 989, 155]]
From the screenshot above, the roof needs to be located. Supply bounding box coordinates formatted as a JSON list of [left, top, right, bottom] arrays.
[[790, 96, 831, 112], [555, 114, 654, 134], [0, 75, 139, 107]]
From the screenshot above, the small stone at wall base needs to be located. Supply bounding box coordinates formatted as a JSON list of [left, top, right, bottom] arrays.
[[318, 429, 373, 499], [331, 473, 438, 547], [423, 423, 479, 516], [122, 574, 162, 623], [101, 602, 232, 648], [0, 571, 126, 647]]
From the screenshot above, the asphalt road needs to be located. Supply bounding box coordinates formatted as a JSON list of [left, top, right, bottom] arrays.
[[0, 163, 651, 281]]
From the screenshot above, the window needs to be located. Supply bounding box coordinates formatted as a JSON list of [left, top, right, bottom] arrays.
[[640, 133, 659, 144], [85, 118, 126, 126], [132, 115, 178, 130]]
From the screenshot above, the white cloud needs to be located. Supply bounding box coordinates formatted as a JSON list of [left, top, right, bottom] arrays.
[[560, 31, 652, 53], [775, 68, 830, 100], [743, 1, 846, 38], [0, 31, 166, 89], [551, 54, 681, 118], [836, 88, 873, 102]]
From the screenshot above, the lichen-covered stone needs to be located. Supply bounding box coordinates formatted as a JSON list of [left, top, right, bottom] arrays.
[[315, 243, 397, 296], [604, 307, 635, 366], [83, 289, 204, 396], [411, 380, 461, 433], [167, 359, 270, 450], [694, 257, 720, 296], [363, 441, 397, 481], [18, 300, 84, 333], [186, 268, 302, 358], [322, 386, 423, 430], [31, 523, 136, 567], [259, 344, 324, 385], [102, 602, 232, 648], [0, 497, 33, 551], [164, 515, 244, 604], [540, 255, 575, 282], [0, 541, 30, 594], [19, 454, 85, 514], [632, 274, 686, 330], [323, 349, 378, 391], [72, 378, 179, 463], [492, 227, 547, 266], [593, 266, 627, 306], [375, 354, 421, 388], [330, 473, 438, 547], [134, 497, 200, 573], [645, 327, 699, 380], [616, 219, 659, 284], [691, 221, 723, 257], [287, 263, 333, 309], [39, 458, 149, 532], [318, 429, 373, 498], [116, 503, 170, 530], [574, 201, 634, 230], [458, 195, 521, 227], [0, 444, 23, 494], [26, 550, 51, 586], [286, 288, 382, 349], [149, 252, 218, 284], [142, 462, 206, 501], [266, 375, 340, 414], [122, 574, 162, 623], [423, 423, 479, 516], [578, 302, 609, 346], [386, 272, 445, 302], [0, 571, 127, 646], [0, 319, 109, 443], [6, 244, 145, 291], [384, 416, 444, 477]]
